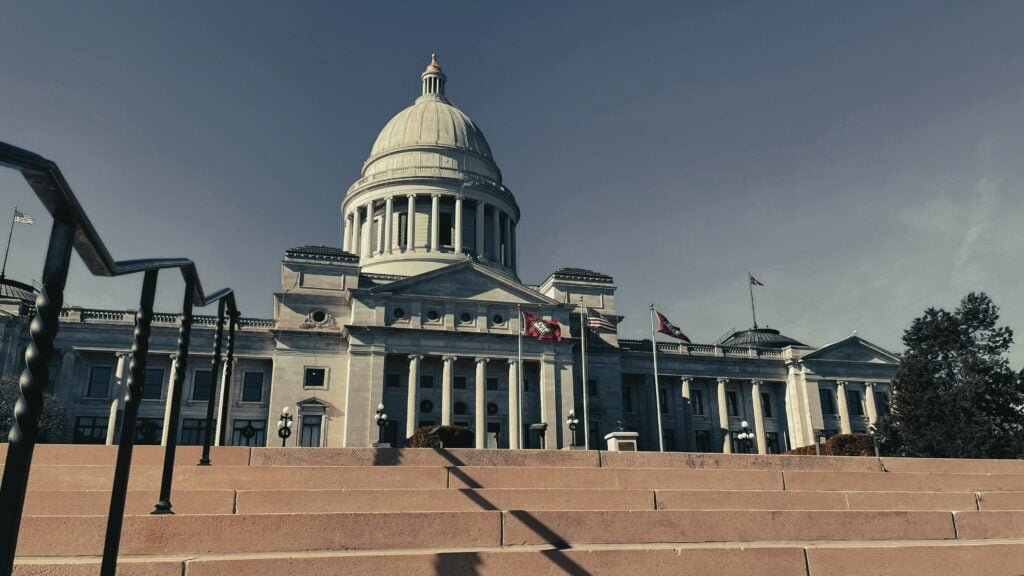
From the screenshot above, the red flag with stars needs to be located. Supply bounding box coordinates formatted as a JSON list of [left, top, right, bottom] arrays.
[[523, 311, 561, 342]]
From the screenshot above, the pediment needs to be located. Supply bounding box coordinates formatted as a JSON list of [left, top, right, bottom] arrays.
[[803, 335, 900, 365], [367, 262, 558, 305]]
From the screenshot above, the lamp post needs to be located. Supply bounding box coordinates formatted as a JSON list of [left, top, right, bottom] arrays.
[[868, 424, 880, 458], [374, 403, 389, 447], [277, 406, 293, 448], [735, 420, 755, 454], [566, 410, 580, 449]]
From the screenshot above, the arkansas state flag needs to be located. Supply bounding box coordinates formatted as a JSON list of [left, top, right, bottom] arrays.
[[523, 311, 562, 342], [655, 310, 691, 343]]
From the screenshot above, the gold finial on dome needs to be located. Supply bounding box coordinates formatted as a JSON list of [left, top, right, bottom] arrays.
[[421, 53, 446, 97], [425, 53, 442, 74]]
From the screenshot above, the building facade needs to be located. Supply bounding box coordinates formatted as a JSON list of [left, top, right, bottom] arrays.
[[0, 56, 899, 452]]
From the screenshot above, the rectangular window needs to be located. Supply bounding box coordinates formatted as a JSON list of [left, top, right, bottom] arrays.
[[848, 390, 864, 416], [766, 432, 781, 454], [589, 421, 599, 450], [726, 391, 739, 417], [663, 429, 676, 451], [86, 366, 112, 399], [304, 367, 326, 388], [192, 370, 213, 401], [232, 419, 266, 446], [242, 372, 264, 402], [487, 377, 498, 391], [180, 418, 207, 446], [420, 375, 434, 389], [385, 374, 401, 388], [587, 379, 598, 397], [819, 387, 836, 415], [439, 211, 453, 246], [300, 415, 322, 447], [398, 213, 408, 248], [691, 390, 705, 415], [659, 387, 669, 414], [622, 385, 634, 413], [875, 390, 891, 418], [694, 430, 711, 453], [74, 416, 109, 444], [143, 368, 164, 400], [761, 392, 773, 418], [135, 417, 163, 445], [454, 376, 467, 390]]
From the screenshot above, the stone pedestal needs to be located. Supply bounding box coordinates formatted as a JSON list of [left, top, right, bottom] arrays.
[[604, 431, 640, 452]]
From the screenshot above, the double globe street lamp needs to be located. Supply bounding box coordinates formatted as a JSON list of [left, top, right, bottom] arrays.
[[277, 406, 294, 447], [735, 420, 755, 453], [566, 410, 580, 449], [374, 404, 389, 447]]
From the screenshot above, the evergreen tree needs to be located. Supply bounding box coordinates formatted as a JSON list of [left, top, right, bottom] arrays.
[[878, 293, 1024, 458], [0, 376, 67, 443]]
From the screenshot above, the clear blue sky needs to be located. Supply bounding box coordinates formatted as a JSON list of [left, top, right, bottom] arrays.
[[2, 1, 1023, 363]]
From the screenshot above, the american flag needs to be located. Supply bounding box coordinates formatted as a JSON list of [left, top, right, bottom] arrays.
[[13, 210, 33, 225], [586, 308, 616, 332]]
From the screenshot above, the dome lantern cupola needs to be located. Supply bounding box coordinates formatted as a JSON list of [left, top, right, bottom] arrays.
[[421, 53, 446, 98]]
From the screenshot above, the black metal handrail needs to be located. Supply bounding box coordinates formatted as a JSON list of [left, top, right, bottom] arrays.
[[0, 141, 239, 576]]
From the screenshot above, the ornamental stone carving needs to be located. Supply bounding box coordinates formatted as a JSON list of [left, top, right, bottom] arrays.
[[300, 310, 338, 330]]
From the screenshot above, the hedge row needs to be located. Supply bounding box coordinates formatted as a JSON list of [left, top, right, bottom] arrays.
[[785, 433, 877, 457]]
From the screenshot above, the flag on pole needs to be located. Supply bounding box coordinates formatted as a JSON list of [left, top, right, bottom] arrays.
[[585, 308, 616, 332], [13, 210, 33, 225], [749, 274, 764, 286], [655, 310, 691, 343], [522, 311, 561, 342]]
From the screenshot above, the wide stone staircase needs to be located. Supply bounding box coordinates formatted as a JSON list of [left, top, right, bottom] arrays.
[[8, 444, 1024, 575]]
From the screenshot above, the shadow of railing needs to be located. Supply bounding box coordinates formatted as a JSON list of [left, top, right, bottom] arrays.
[[0, 141, 239, 576]]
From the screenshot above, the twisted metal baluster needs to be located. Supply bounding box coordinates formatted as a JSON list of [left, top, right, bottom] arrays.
[[0, 219, 75, 576], [199, 299, 225, 465], [100, 269, 158, 576], [153, 278, 195, 514]]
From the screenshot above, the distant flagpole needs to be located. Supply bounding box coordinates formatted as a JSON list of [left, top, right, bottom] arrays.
[[748, 272, 758, 329], [1, 206, 18, 280], [648, 304, 665, 452], [517, 303, 524, 450], [579, 297, 590, 450]]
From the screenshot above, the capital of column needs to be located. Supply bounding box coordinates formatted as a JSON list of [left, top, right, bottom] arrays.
[[717, 377, 729, 385], [506, 358, 519, 366], [442, 355, 457, 363], [475, 357, 490, 364], [865, 381, 876, 389], [750, 379, 763, 386], [408, 353, 424, 361], [407, 193, 417, 200], [681, 376, 692, 384], [431, 193, 442, 199], [837, 380, 848, 387]]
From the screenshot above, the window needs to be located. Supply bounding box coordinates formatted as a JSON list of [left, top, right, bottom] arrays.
[[460, 312, 472, 323], [491, 314, 505, 325], [304, 368, 326, 388], [875, 390, 891, 418], [726, 391, 739, 417], [761, 392, 773, 418], [143, 368, 164, 400], [589, 421, 599, 450], [819, 387, 836, 415], [587, 379, 598, 397], [74, 416, 108, 444], [766, 432, 781, 454], [487, 377, 498, 391], [385, 374, 401, 388], [300, 415, 322, 447], [86, 366, 112, 399], [426, 310, 439, 321], [694, 430, 711, 453], [454, 376, 467, 390], [523, 378, 530, 392], [135, 418, 163, 445], [393, 308, 405, 319], [420, 375, 434, 389], [622, 385, 634, 413], [847, 389, 864, 416], [232, 419, 266, 446], [398, 213, 408, 248], [659, 387, 669, 414], [242, 372, 264, 402], [439, 211, 453, 246], [691, 390, 705, 415], [662, 429, 676, 451], [192, 370, 213, 401], [180, 418, 207, 446]]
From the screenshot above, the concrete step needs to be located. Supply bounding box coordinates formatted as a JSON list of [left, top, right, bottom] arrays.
[[23, 490, 235, 515], [655, 489, 979, 511], [0, 444, 250, 466], [447, 466, 784, 490], [881, 457, 1024, 475], [251, 447, 602, 468], [785, 470, 1024, 492], [599, 451, 881, 472]]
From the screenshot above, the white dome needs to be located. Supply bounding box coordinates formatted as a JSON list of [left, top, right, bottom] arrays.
[[369, 96, 493, 161]]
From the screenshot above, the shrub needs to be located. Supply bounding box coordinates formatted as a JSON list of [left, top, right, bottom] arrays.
[[0, 376, 67, 443], [785, 433, 877, 457], [406, 424, 474, 448]]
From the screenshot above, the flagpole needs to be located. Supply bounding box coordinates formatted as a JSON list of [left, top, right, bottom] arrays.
[[0, 206, 17, 280], [579, 297, 590, 450], [517, 303, 524, 450], [648, 304, 665, 452], [748, 273, 758, 329]]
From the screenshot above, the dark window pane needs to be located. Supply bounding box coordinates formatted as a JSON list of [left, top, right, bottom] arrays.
[[761, 392, 773, 418], [439, 211, 453, 246], [694, 430, 711, 452], [819, 388, 836, 415], [659, 387, 669, 414], [242, 372, 264, 402], [692, 390, 705, 415], [87, 367, 112, 398], [663, 429, 675, 451], [301, 415, 322, 447], [304, 368, 326, 388], [74, 416, 109, 444], [385, 374, 401, 388], [135, 418, 163, 445], [848, 390, 864, 416], [726, 391, 739, 416], [192, 370, 212, 401], [143, 369, 164, 400], [487, 377, 498, 391], [587, 379, 598, 397], [420, 375, 434, 389], [454, 376, 466, 390], [232, 419, 266, 446], [180, 418, 207, 446]]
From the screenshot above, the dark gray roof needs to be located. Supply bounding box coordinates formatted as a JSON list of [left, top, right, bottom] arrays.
[[551, 267, 613, 284], [0, 277, 36, 302], [719, 328, 804, 349], [285, 245, 358, 263]]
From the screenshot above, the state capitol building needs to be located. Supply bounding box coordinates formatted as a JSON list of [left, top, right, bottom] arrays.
[[0, 56, 899, 453]]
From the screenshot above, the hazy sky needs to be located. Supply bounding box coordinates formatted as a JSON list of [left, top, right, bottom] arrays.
[[2, 2, 1023, 363]]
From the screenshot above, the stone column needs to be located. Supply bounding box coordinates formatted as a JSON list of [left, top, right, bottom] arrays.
[[430, 194, 440, 252], [406, 195, 417, 251], [441, 355, 456, 426], [384, 197, 394, 254], [57, 348, 78, 397], [836, 381, 852, 434], [717, 377, 731, 453], [406, 354, 422, 439], [681, 376, 694, 451], [343, 214, 352, 252], [214, 359, 235, 446], [352, 206, 362, 257], [161, 354, 179, 446], [106, 352, 130, 445], [540, 359, 558, 449], [751, 380, 767, 455], [510, 224, 517, 272], [454, 196, 463, 254], [865, 382, 879, 426], [502, 215, 512, 267], [507, 359, 520, 449], [475, 358, 489, 449], [491, 208, 501, 261], [475, 201, 486, 258]]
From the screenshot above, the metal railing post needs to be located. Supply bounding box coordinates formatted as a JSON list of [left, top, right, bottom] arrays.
[[152, 278, 195, 514], [100, 269, 159, 576], [216, 312, 237, 447], [0, 218, 75, 576], [199, 299, 225, 465]]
